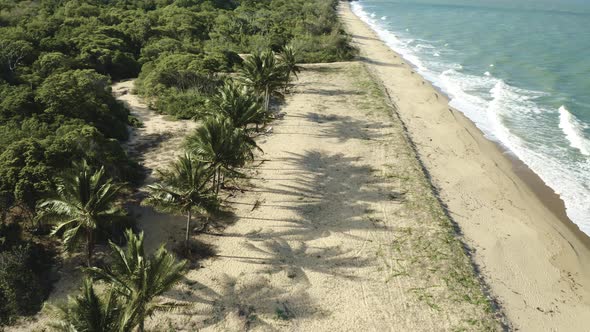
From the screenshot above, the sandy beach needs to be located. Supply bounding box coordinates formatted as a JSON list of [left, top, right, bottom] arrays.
[[10, 61, 501, 331], [340, 1, 590, 330], [9, 6, 590, 331], [144, 62, 499, 330]]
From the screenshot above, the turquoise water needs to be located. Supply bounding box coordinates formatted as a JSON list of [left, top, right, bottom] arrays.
[[351, 0, 590, 234]]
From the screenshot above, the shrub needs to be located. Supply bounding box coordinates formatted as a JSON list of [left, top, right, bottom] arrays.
[[291, 29, 357, 63], [155, 89, 208, 119], [0, 243, 54, 325]]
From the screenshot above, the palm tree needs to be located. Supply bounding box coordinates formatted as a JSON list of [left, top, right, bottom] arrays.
[[206, 81, 270, 132], [38, 160, 125, 266], [186, 115, 260, 195], [144, 154, 217, 245], [52, 278, 123, 332], [86, 230, 187, 332], [279, 45, 301, 90], [238, 50, 285, 113]]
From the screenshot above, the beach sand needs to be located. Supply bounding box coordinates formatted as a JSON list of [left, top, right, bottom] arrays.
[[146, 62, 499, 331], [112, 80, 198, 253], [11, 11, 590, 330], [340, 2, 590, 331]]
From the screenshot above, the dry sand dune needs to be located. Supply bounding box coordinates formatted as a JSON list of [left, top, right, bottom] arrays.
[[147, 63, 499, 331]]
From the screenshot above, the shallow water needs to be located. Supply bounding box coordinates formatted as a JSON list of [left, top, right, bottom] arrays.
[[351, 0, 590, 234]]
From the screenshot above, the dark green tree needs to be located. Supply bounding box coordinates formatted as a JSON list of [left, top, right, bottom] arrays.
[[38, 160, 125, 266], [206, 81, 269, 131], [52, 278, 123, 332], [144, 154, 217, 245], [85, 230, 187, 332], [186, 115, 260, 195], [238, 50, 285, 113]]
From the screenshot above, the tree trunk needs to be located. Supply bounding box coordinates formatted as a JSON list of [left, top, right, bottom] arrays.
[[86, 230, 93, 267], [216, 169, 221, 195], [185, 210, 191, 247], [264, 86, 270, 113], [284, 73, 291, 92], [139, 315, 145, 332], [212, 169, 217, 196]]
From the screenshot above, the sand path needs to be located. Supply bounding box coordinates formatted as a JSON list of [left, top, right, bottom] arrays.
[[111, 80, 199, 253], [339, 2, 590, 331], [147, 63, 498, 331], [7, 81, 199, 331], [112, 80, 197, 186]]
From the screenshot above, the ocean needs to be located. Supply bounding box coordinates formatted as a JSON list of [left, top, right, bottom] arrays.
[[351, 0, 590, 235]]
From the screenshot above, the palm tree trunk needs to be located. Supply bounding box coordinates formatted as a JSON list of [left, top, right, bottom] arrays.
[[264, 86, 270, 113], [139, 314, 145, 332], [216, 169, 221, 195], [185, 210, 191, 247], [86, 230, 93, 267], [212, 169, 217, 196], [284, 73, 291, 92]]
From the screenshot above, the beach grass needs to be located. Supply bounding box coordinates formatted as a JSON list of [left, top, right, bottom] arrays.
[[348, 62, 500, 331]]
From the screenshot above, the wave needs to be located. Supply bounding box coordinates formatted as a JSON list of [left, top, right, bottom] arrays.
[[351, 0, 590, 234], [559, 106, 590, 156]]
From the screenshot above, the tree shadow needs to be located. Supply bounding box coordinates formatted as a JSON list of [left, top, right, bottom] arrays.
[[313, 112, 392, 142], [125, 132, 173, 160], [232, 239, 371, 282], [161, 274, 314, 330], [300, 88, 364, 96], [233, 150, 391, 243], [359, 56, 404, 68]]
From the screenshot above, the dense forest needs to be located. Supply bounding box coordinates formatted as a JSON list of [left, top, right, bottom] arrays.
[[0, 0, 355, 326]]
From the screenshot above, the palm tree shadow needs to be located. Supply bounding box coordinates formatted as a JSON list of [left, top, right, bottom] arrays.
[[239, 150, 390, 243], [162, 274, 314, 330], [237, 239, 371, 282], [205, 208, 239, 234], [313, 112, 392, 142]]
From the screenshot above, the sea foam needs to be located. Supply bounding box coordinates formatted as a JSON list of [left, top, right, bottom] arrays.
[[351, 0, 590, 234], [559, 106, 590, 156]]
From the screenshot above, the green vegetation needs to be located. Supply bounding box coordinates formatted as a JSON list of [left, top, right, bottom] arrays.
[[55, 230, 187, 332], [186, 114, 260, 194], [144, 154, 218, 248], [0, 0, 355, 326], [238, 51, 286, 113], [38, 160, 126, 266]]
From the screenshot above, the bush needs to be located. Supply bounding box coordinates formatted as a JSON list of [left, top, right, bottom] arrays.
[[291, 30, 357, 63], [155, 89, 208, 119], [0, 243, 54, 325]]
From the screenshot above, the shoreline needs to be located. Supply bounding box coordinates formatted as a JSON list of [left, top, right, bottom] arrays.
[[348, 1, 590, 240], [348, 1, 585, 240], [340, 1, 590, 330]]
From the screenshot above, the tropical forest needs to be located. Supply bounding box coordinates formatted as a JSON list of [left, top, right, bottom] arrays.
[[0, 0, 355, 329]]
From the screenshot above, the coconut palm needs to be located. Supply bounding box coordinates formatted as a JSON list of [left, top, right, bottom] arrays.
[[206, 81, 270, 132], [52, 278, 123, 332], [279, 45, 301, 90], [38, 160, 125, 266], [144, 153, 218, 245], [85, 230, 187, 332], [238, 50, 285, 113], [186, 115, 260, 195]]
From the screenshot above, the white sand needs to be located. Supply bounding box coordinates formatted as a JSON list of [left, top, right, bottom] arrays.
[[146, 63, 498, 331]]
